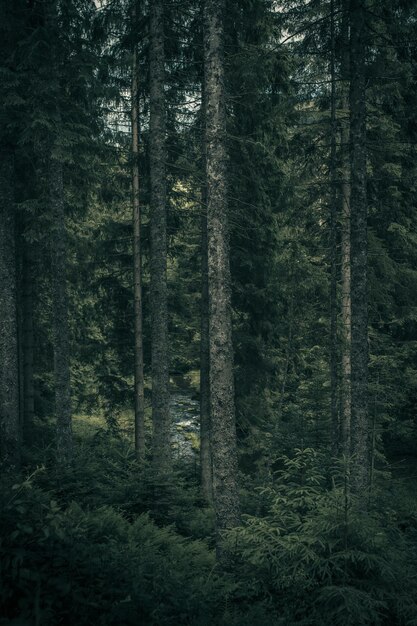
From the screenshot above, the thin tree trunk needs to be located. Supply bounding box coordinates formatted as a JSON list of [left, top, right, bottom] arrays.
[[329, 0, 339, 456], [22, 242, 35, 434], [49, 155, 73, 464], [340, 0, 351, 454], [0, 153, 20, 468], [340, 168, 351, 453], [200, 73, 213, 501], [150, 0, 170, 472], [16, 235, 25, 437], [200, 185, 213, 502], [131, 30, 145, 463], [204, 0, 240, 556], [349, 0, 370, 497]]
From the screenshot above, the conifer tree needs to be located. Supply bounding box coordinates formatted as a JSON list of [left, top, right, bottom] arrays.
[[204, 0, 240, 553], [0, 0, 23, 468], [329, 0, 339, 455], [150, 0, 171, 471], [200, 75, 212, 501], [131, 5, 145, 462], [200, 192, 212, 501], [49, 153, 73, 463], [339, 0, 351, 454], [44, 0, 74, 463], [349, 0, 370, 496], [0, 155, 20, 469], [21, 242, 35, 434]]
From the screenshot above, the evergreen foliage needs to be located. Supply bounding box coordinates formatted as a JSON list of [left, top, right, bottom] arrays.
[[1, 0, 417, 622]]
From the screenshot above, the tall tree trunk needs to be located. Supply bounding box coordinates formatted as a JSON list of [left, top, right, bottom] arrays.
[[131, 31, 145, 463], [329, 0, 339, 456], [150, 0, 170, 471], [22, 242, 35, 434], [49, 155, 73, 464], [340, 0, 351, 454], [16, 234, 24, 438], [200, 75, 213, 501], [349, 0, 370, 496], [0, 153, 20, 468], [204, 0, 240, 555], [200, 183, 213, 502]]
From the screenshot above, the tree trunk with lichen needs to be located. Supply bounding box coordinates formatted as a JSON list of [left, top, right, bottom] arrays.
[[204, 0, 240, 556]]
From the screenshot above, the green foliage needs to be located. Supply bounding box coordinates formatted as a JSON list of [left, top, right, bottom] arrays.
[[2, 0, 417, 623], [227, 449, 417, 626], [0, 470, 232, 626]]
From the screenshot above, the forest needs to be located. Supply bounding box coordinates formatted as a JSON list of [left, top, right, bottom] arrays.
[[1, 0, 417, 624]]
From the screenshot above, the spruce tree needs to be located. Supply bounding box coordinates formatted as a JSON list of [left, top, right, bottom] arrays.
[[339, 0, 351, 454], [0, 156, 20, 469], [0, 0, 23, 468], [150, 0, 171, 471], [204, 0, 240, 554], [49, 152, 73, 464], [131, 7, 145, 462], [349, 0, 370, 496]]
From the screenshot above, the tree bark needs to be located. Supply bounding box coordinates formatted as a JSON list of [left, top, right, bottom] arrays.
[[131, 31, 145, 463], [204, 0, 240, 554], [329, 0, 339, 456], [150, 0, 171, 472], [200, 181, 213, 502], [22, 242, 35, 434], [200, 74, 213, 501], [349, 0, 370, 496], [49, 155, 73, 464], [340, 0, 351, 455], [0, 152, 20, 469]]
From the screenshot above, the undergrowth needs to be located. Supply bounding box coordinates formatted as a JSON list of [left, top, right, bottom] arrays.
[[1, 428, 417, 625]]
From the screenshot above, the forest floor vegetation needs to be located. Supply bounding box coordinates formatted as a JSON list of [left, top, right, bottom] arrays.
[[1, 418, 417, 625]]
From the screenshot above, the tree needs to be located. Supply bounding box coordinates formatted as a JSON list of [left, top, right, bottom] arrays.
[[49, 153, 73, 464], [131, 7, 145, 462], [200, 180, 212, 501], [349, 0, 370, 496], [150, 0, 171, 471], [44, 0, 75, 463], [0, 0, 24, 469], [204, 0, 240, 554], [199, 72, 212, 501], [0, 155, 20, 469], [329, 0, 339, 455], [21, 238, 35, 435], [339, 0, 351, 454]]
